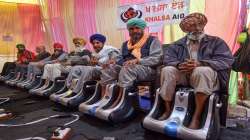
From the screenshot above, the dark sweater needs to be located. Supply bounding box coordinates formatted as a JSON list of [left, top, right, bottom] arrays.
[[35, 51, 51, 62], [68, 49, 92, 66]]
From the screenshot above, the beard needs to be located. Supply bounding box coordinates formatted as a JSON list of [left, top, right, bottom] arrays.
[[187, 31, 205, 41], [75, 46, 82, 53], [18, 49, 24, 53], [54, 50, 62, 56], [130, 32, 143, 44]]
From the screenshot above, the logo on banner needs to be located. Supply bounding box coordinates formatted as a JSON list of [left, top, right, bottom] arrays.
[[120, 7, 142, 23], [117, 0, 190, 29]]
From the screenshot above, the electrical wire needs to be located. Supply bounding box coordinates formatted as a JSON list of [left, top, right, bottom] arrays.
[[64, 114, 79, 126], [16, 137, 47, 140], [0, 114, 79, 127], [0, 97, 10, 105]]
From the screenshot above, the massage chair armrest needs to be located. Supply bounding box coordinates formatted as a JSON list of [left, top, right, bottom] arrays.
[[84, 80, 98, 86], [60, 72, 68, 78], [54, 76, 67, 83], [35, 74, 42, 78]]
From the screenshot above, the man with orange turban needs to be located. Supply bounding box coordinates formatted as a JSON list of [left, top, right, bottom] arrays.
[[68, 37, 91, 66], [159, 13, 234, 129]]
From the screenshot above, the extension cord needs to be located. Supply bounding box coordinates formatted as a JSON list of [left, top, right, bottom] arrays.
[[50, 127, 72, 140], [0, 113, 12, 121], [103, 137, 116, 140]]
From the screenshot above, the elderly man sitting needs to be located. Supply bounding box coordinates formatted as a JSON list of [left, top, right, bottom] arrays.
[[100, 18, 162, 108], [16, 45, 51, 87], [41, 38, 90, 84], [159, 13, 234, 129], [29, 43, 68, 92], [31, 38, 92, 95]]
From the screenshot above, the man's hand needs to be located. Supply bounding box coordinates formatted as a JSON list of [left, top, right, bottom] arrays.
[[123, 59, 139, 67], [90, 57, 98, 65], [107, 59, 116, 65], [23, 59, 29, 64], [101, 59, 116, 69], [61, 61, 71, 66], [178, 59, 201, 73], [37, 62, 45, 67], [51, 60, 59, 64]]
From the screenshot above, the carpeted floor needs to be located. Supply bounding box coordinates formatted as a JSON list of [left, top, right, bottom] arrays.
[[0, 84, 250, 140]]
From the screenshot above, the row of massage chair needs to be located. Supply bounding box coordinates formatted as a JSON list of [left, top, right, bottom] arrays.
[[1, 72, 227, 140]]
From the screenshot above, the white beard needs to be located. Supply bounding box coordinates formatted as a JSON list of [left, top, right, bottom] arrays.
[[75, 46, 84, 53], [187, 32, 205, 41]]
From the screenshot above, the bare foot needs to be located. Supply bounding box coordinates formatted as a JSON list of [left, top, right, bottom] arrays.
[[70, 79, 78, 90], [188, 119, 200, 129]]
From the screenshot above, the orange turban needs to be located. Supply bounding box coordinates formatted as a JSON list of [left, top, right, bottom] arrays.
[[179, 13, 207, 33]]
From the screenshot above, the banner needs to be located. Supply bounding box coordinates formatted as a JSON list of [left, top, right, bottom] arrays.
[[2, 34, 13, 42], [117, 0, 190, 29]]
